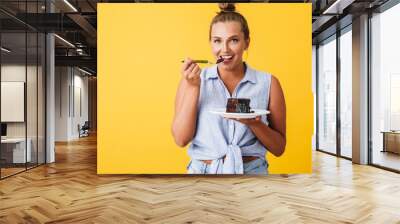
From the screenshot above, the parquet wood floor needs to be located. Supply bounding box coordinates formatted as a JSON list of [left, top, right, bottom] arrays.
[[1, 134, 399, 223]]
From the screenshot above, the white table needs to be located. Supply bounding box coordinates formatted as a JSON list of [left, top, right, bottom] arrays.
[[1, 138, 31, 163]]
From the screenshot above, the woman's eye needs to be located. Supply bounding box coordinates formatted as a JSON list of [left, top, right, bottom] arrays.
[[213, 39, 221, 43], [232, 39, 239, 43]]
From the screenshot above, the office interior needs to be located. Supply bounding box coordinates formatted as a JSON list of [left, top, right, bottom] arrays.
[[0, 0, 97, 179], [313, 0, 400, 172], [0, 0, 399, 222]]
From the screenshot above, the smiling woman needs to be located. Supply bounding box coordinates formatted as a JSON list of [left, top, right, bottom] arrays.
[[171, 3, 287, 175]]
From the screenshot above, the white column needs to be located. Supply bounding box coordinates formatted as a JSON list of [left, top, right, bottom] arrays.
[[46, 32, 55, 163], [352, 14, 369, 164], [45, 1, 55, 163]]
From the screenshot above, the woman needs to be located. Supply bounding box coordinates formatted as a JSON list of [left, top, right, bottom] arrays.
[[172, 3, 286, 174]]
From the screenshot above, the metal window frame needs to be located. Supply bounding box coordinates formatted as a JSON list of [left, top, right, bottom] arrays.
[[316, 0, 400, 173], [315, 24, 353, 162]]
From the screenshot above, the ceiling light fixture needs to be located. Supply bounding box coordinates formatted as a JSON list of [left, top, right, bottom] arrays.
[[54, 34, 75, 48], [1, 47, 11, 53], [63, 0, 78, 12], [322, 0, 354, 15], [78, 67, 93, 76]]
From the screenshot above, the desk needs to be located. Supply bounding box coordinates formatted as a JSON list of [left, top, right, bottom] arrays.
[[1, 138, 31, 163], [381, 131, 400, 154]]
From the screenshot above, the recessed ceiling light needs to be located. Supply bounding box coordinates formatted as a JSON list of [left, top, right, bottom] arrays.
[[77, 67, 93, 76], [322, 0, 354, 15], [1, 47, 11, 53], [63, 0, 78, 12], [54, 34, 75, 48]]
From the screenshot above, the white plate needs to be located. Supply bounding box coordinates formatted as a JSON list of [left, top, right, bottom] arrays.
[[209, 108, 270, 119]]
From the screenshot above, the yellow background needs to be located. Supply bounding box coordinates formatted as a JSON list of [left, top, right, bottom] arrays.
[[98, 3, 312, 174]]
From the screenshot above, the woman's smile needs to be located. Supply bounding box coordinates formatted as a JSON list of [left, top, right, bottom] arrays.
[[219, 55, 234, 64]]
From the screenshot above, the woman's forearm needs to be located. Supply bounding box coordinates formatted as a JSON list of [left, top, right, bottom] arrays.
[[172, 80, 200, 147], [249, 121, 286, 157]]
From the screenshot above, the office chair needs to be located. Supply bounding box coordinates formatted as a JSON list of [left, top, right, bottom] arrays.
[[79, 121, 90, 138]]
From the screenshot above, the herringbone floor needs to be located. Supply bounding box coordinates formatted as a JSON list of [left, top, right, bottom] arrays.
[[1, 134, 400, 224]]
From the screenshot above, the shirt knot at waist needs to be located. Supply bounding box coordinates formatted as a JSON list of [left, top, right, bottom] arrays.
[[203, 144, 244, 174]]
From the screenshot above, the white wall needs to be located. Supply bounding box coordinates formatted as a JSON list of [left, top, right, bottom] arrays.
[[1, 65, 39, 137], [55, 67, 70, 141], [73, 72, 89, 138], [55, 67, 89, 141], [1, 82, 25, 122]]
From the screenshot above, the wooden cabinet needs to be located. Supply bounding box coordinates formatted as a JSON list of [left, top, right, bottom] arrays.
[[382, 131, 400, 154]]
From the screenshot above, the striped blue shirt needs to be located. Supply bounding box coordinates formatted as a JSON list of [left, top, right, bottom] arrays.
[[188, 63, 272, 174]]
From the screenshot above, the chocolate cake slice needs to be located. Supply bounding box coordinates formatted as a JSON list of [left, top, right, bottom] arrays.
[[226, 98, 253, 113]]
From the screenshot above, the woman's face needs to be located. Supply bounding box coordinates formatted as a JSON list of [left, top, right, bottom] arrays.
[[210, 21, 249, 71]]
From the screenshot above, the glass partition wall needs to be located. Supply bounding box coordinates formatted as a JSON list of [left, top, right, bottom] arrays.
[[0, 31, 27, 177], [317, 35, 337, 155], [316, 0, 400, 172], [0, 1, 46, 179], [339, 27, 352, 159], [316, 26, 353, 159], [370, 2, 400, 172]]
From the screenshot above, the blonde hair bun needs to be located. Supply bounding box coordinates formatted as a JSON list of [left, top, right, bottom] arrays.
[[219, 3, 236, 12]]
